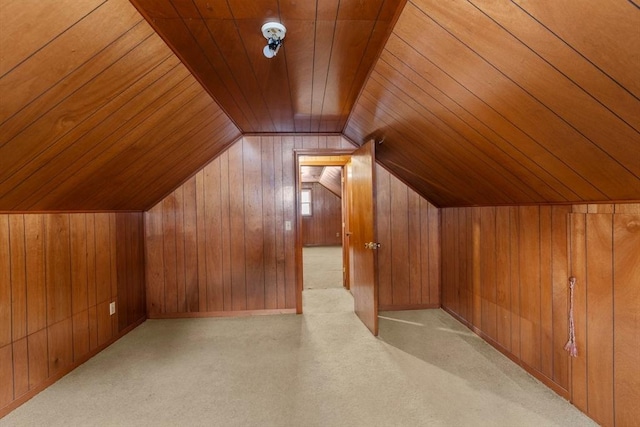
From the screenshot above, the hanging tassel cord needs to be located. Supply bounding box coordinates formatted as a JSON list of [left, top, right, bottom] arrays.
[[564, 276, 578, 357]]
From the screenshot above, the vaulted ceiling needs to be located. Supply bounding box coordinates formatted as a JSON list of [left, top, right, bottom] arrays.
[[346, 0, 640, 206], [0, 0, 240, 211], [129, 0, 405, 132], [1, 0, 638, 211]]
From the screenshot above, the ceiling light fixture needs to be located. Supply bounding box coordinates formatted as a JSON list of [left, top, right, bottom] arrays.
[[261, 22, 286, 58]]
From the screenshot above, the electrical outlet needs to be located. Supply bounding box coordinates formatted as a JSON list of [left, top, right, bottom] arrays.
[[285, 221, 291, 231], [109, 302, 116, 316], [336, 232, 340, 237]]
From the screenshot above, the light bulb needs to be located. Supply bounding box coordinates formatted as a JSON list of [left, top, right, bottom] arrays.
[[263, 45, 275, 58]]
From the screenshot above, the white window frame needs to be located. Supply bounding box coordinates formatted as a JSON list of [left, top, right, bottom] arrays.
[[301, 188, 312, 216]]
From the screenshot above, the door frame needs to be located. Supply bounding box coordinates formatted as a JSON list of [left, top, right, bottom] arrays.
[[294, 149, 355, 314]]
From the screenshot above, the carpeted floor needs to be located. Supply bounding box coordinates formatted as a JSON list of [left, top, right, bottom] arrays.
[[1, 284, 595, 427], [303, 246, 344, 289]]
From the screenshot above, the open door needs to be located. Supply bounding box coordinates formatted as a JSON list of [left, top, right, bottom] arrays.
[[347, 140, 379, 335]]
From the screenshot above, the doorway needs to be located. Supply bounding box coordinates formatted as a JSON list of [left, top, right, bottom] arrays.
[[295, 151, 352, 312], [294, 143, 379, 336]]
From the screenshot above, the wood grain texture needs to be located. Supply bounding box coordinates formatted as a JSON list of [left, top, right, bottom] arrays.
[[480, 207, 497, 341], [2, 0, 639, 214], [145, 136, 430, 317], [45, 214, 72, 326], [0, 0, 241, 211], [8, 216, 26, 342], [0, 212, 145, 415], [145, 135, 351, 316], [301, 183, 342, 246], [613, 214, 640, 426], [345, 0, 640, 207], [70, 215, 89, 315], [12, 338, 28, 399], [376, 164, 392, 305], [570, 211, 640, 426], [116, 213, 146, 331], [3, 0, 638, 214], [0, 345, 13, 408], [495, 207, 511, 351], [441, 205, 572, 394], [24, 216, 46, 335], [389, 172, 410, 305], [27, 330, 48, 391], [513, 0, 640, 97], [129, 0, 406, 133], [318, 167, 342, 197], [349, 141, 378, 335], [584, 214, 614, 426], [0, 216, 11, 348], [261, 139, 277, 308], [376, 165, 440, 310], [72, 311, 90, 363], [0, 0, 105, 76], [551, 205, 570, 389], [539, 206, 553, 379], [441, 203, 640, 426], [570, 213, 588, 412]]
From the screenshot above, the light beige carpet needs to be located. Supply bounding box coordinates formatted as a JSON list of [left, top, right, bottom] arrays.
[[1, 288, 596, 426], [303, 246, 343, 289]]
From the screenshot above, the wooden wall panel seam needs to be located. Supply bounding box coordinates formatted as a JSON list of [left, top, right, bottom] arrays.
[[145, 136, 438, 316], [373, 52, 574, 201], [0, 1, 107, 77], [441, 205, 639, 425], [513, 2, 638, 126], [0, 30, 163, 179], [369, 70, 543, 202], [468, 0, 639, 134], [359, 86, 517, 204], [396, 4, 636, 198], [0, 1, 141, 129], [418, 1, 640, 177], [1, 211, 145, 414]]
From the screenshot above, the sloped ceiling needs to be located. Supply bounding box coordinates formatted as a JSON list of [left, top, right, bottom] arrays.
[[1, 0, 639, 211], [0, 0, 241, 211], [128, 0, 406, 132], [345, 0, 640, 206]]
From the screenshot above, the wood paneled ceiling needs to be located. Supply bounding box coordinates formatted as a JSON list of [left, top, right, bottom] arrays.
[[129, 0, 406, 133], [300, 165, 342, 197], [0, 0, 241, 211], [300, 165, 324, 182], [345, 0, 640, 206], [1, 0, 639, 211]]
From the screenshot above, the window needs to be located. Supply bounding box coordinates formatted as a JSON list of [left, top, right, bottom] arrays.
[[301, 188, 312, 216]]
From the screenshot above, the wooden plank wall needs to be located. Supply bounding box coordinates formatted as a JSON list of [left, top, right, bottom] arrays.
[[301, 183, 342, 246], [0, 212, 145, 416], [568, 206, 640, 427], [441, 203, 640, 426], [144, 135, 354, 317], [145, 135, 442, 317], [376, 165, 440, 310]]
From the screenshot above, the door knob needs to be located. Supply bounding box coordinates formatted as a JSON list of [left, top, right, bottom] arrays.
[[364, 242, 381, 249]]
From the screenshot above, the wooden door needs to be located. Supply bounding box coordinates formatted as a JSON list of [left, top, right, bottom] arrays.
[[348, 141, 379, 335]]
